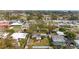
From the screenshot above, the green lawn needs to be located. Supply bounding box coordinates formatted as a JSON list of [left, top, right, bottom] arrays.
[[12, 25, 21, 32]]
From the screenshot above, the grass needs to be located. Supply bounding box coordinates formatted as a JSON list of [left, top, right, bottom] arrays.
[[12, 25, 21, 32], [19, 39, 27, 48], [30, 38, 49, 46]]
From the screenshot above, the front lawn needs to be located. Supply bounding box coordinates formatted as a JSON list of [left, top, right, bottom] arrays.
[[19, 39, 27, 48]]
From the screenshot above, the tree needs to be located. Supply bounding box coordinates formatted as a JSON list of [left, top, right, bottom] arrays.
[[69, 15, 78, 20], [59, 27, 66, 32], [0, 38, 18, 49], [0, 39, 6, 48], [65, 31, 76, 40], [27, 15, 33, 20], [36, 14, 43, 20], [5, 37, 18, 48], [51, 14, 58, 20], [4, 12, 10, 20], [19, 39, 26, 48]]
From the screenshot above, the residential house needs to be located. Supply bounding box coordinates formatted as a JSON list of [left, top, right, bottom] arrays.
[[52, 35, 66, 46], [40, 33, 48, 37], [74, 35, 79, 48], [32, 34, 41, 40], [74, 40, 79, 48], [11, 33, 28, 41], [10, 22, 23, 26]]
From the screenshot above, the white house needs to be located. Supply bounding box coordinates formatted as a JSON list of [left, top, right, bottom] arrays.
[[11, 33, 28, 41], [11, 22, 23, 26]]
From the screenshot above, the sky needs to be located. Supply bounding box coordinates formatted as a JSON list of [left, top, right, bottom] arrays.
[[0, 0, 79, 10]]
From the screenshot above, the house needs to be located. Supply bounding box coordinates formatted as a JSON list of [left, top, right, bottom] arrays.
[[52, 20, 79, 27], [10, 20, 23, 26], [40, 33, 48, 37], [11, 33, 28, 41], [52, 35, 65, 46], [32, 34, 41, 40], [74, 34, 79, 48], [74, 40, 79, 48]]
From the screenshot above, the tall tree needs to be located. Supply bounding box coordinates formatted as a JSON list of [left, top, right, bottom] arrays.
[[65, 31, 76, 40]]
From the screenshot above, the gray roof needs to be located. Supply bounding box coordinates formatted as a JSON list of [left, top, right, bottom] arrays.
[[74, 40, 79, 45], [52, 35, 65, 42], [32, 34, 40, 38]]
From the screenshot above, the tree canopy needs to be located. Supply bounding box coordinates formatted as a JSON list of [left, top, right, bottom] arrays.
[[65, 31, 76, 40]]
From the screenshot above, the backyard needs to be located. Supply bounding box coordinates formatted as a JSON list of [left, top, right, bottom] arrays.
[[12, 25, 21, 32], [30, 38, 49, 46]]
